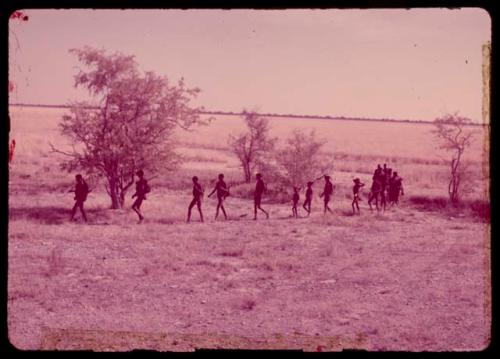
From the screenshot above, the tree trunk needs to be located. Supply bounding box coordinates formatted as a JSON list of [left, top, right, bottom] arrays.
[[244, 162, 251, 183], [119, 190, 126, 208], [108, 177, 122, 209], [449, 155, 461, 205]]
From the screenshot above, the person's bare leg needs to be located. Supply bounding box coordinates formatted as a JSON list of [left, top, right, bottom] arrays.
[[187, 200, 195, 222], [132, 205, 143, 222], [138, 207, 144, 222], [79, 202, 88, 222], [70, 202, 78, 221], [326, 204, 333, 214], [220, 204, 227, 220], [197, 202, 204, 222], [324, 201, 332, 214], [368, 193, 373, 211], [258, 206, 269, 219], [132, 198, 144, 222]]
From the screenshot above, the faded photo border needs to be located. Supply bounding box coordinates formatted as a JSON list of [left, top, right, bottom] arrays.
[[2, 0, 497, 354]]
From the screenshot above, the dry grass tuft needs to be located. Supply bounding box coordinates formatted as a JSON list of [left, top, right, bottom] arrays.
[[239, 299, 257, 311], [219, 250, 244, 257]]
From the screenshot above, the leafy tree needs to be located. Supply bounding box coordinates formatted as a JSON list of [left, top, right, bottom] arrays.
[[229, 111, 277, 183], [51, 47, 203, 209], [432, 114, 476, 204], [275, 129, 334, 187]]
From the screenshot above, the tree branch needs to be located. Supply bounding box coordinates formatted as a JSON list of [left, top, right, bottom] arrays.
[[48, 142, 77, 157]]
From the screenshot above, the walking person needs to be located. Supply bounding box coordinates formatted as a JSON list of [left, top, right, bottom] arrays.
[[390, 171, 404, 206], [131, 169, 150, 223], [208, 173, 229, 220], [373, 164, 382, 180], [319, 175, 334, 214], [70, 174, 90, 222], [368, 166, 383, 211], [352, 178, 365, 215], [187, 176, 204, 222], [303, 181, 314, 216], [254, 173, 269, 220]]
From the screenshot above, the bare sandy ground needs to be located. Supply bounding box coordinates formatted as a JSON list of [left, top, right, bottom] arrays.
[[7, 105, 490, 351], [8, 191, 490, 351]]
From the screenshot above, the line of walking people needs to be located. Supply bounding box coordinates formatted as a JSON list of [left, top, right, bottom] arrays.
[[68, 164, 404, 223]]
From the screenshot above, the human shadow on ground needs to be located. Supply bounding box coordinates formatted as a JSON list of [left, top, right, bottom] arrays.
[[9, 206, 110, 225]]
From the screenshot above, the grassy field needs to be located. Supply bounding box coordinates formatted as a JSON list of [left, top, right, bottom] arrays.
[[7, 106, 491, 351]]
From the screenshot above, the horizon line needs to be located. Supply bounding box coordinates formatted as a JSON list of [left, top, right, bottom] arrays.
[[8, 103, 486, 127]]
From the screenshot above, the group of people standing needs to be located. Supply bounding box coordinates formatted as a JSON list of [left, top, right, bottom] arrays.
[[366, 164, 404, 212], [68, 165, 404, 223]]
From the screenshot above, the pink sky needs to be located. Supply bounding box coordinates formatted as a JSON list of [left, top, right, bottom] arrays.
[[8, 9, 490, 122]]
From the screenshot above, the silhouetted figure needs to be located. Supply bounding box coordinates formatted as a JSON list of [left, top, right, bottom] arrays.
[[373, 164, 382, 180], [303, 181, 314, 216], [292, 186, 300, 218], [389, 172, 404, 206], [131, 169, 149, 223], [368, 167, 383, 211], [187, 176, 204, 222], [70, 174, 90, 222], [254, 173, 269, 220], [208, 173, 229, 220], [319, 175, 334, 214], [352, 178, 365, 215]]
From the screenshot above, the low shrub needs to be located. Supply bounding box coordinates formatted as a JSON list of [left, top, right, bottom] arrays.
[[408, 195, 490, 222]]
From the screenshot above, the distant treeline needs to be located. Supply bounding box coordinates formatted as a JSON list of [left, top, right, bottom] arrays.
[[9, 103, 486, 127]]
